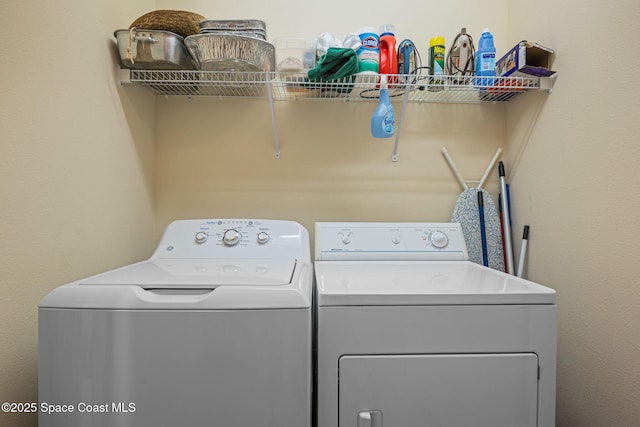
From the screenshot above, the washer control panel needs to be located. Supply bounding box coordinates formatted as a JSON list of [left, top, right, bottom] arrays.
[[190, 220, 274, 247], [151, 219, 309, 260], [315, 222, 468, 261]]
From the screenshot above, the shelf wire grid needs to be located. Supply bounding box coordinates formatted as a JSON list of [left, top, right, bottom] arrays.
[[124, 70, 542, 103]]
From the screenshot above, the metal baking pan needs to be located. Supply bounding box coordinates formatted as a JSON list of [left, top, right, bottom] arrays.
[[198, 19, 266, 32], [114, 29, 197, 70], [198, 19, 266, 40], [198, 29, 266, 40], [184, 34, 275, 72]]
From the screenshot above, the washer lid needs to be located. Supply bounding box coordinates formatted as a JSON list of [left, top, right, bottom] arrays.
[[81, 258, 296, 288], [315, 261, 556, 306], [40, 258, 312, 310]]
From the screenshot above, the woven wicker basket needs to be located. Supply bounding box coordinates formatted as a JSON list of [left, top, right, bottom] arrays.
[[130, 10, 206, 38]]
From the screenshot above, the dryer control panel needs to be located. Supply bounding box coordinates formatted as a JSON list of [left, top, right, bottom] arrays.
[[315, 222, 468, 261], [151, 219, 310, 261]]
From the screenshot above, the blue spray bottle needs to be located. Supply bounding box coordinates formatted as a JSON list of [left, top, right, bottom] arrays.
[[371, 75, 395, 138]]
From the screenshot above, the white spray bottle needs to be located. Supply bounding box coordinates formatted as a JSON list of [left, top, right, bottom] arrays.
[[370, 75, 395, 138]]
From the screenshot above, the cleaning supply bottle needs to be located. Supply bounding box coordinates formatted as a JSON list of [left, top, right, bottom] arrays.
[[371, 75, 395, 138], [428, 36, 445, 91], [474, 28, 496, 86], [379, 24, 397, 82], [357, 27, 380, 74]]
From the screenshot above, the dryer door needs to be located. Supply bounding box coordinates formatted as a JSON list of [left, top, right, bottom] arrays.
[[339, 353, 538, 427]]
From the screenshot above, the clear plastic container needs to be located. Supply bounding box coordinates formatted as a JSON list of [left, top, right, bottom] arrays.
[[274, 38, 316, 72]]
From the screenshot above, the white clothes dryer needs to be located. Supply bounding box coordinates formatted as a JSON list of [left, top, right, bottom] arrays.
[[39, 219, 312, 427], [314, 222, 557, 427]]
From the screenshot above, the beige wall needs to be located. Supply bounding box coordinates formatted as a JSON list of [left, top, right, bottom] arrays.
[[0, 1, 157, 426], [2, 0, 639, 426], [153, 0, 510, 236], [506, 0, 640, 425], [155, 99, 506, 235]]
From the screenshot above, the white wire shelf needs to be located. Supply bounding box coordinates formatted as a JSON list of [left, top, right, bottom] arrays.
[[118, 69, 551, 103], [118, 69, 554, 161]]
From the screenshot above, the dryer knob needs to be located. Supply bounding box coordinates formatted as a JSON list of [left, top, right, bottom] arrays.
[[430, 231, 449, 248], [194, 231, 208, 244], [223, 229, 241, 246], [341, 232, 352, 245]]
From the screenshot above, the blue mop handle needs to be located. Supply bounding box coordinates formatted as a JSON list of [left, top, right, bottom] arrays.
[[478, 190, 489, 267]]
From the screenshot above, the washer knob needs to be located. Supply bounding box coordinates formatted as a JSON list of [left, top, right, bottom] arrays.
[[223, 229, 241, 246], [195, 231, 208, 244], [257, 232, 270, 244], [430, 231, 449, 248]]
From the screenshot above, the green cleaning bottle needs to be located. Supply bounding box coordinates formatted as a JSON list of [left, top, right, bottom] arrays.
[[370, 75, 395, 138]]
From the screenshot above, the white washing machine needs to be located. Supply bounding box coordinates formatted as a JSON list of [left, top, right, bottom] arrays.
[[39, 219, 312, 427], [314, 222, 557, 427]]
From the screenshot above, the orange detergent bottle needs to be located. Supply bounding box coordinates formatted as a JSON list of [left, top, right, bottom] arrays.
[[379, 24, 397, 82]]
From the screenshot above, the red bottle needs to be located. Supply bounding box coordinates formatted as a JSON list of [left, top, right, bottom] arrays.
[[379, 24, 397, 83]]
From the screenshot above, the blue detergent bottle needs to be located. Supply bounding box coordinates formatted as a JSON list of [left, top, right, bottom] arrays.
[[474, 28, 496, 86], [371, 75, 395, 138]]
